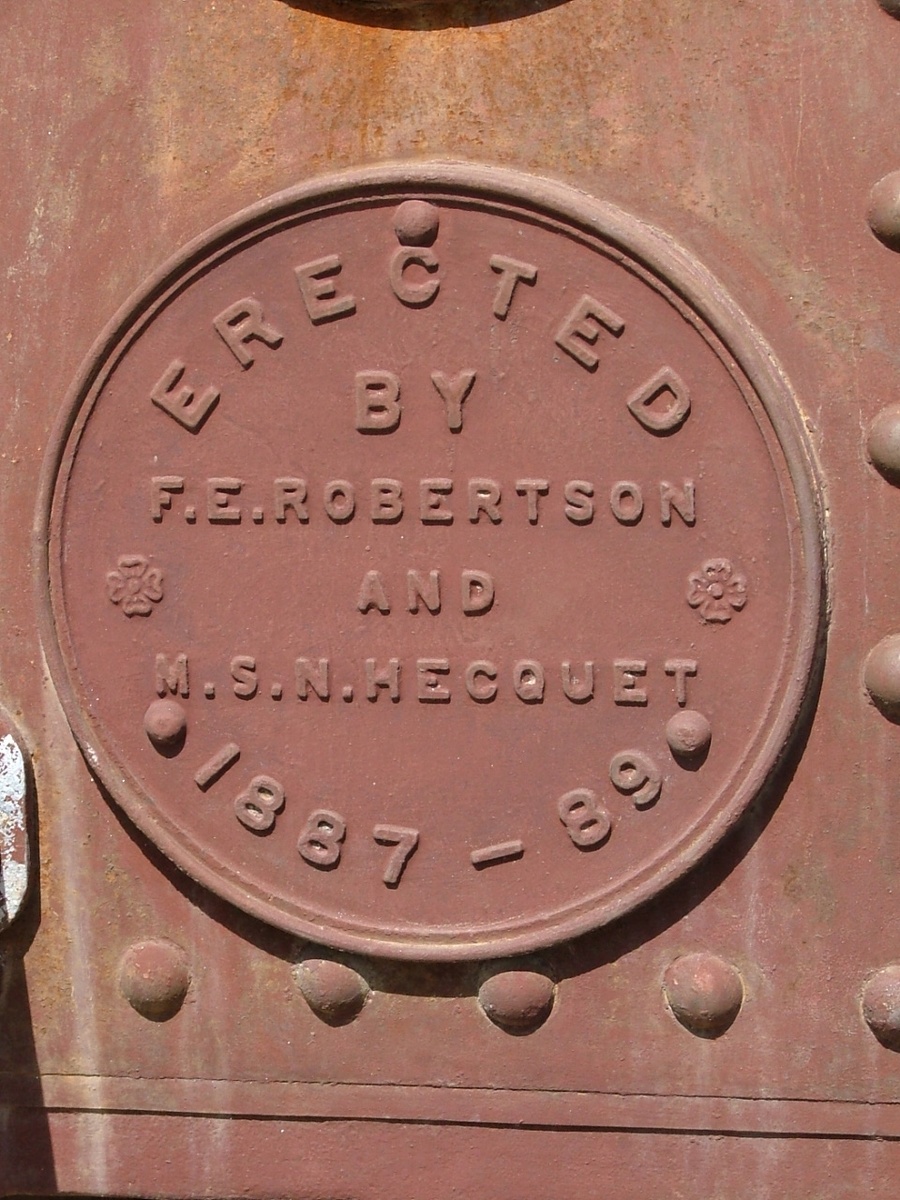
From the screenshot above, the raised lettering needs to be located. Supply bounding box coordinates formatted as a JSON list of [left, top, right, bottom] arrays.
[[235, 775, 285, 833], [471, 840, 525, 868], [564, 479, 594, 524], [468, 478, 502, 524], [562, 661, 594, 702], [274, 478, 308, 523], [194, 742, 240, 791], [626, 366, 691, 434], [610, 481, 644, 525], [665, 658, 698, 707], [355, 371, 401, 433], [420, 478, 453, 524], [373, 825, 419, 886], [231, 655, 258, 699], [298, 809, 346, 868], [371, 478, 403, 523], [515, 479, 549, 524], [489, 254, 538, 319], [151, 359, 219, 432], [461, 570, 494, 615], [213, 297, 283, 368], [366, 658, 400, 701], [660, 479, 696, 526], [295, 256, 356, 324], [407, 570, 441, 614], [431, 370, 476, 432], [610, 750, 662, 809], [555, 295, 625, 371], [295, 658, 330, 701], [558, 789, 611, 849], [323, 480, 355, 523], [389, 247, 440, 307], [613, 660, 648, 705], [155, 652, 189, 698], [465, 660, 497, 702], [207, 478, 242, 523], [514, 660, 544, 703], [151, 476, 184, 522], [357, 571, 391, 614], [416, 658, 451, 702]]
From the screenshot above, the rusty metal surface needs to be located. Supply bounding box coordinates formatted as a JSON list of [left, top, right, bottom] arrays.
[[0, 0, 899, 1196]]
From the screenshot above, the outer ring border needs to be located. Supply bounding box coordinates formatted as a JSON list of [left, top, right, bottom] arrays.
[[35, 161, 827, 961]]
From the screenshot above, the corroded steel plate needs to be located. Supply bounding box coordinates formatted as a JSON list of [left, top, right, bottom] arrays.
[[38, 164, 823, 960]]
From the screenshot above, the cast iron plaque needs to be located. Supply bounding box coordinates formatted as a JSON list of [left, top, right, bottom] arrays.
[[39, 164, 823, 959]]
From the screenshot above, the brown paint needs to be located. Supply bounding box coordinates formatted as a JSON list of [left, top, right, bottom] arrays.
[[0, 1, 898, 1195]]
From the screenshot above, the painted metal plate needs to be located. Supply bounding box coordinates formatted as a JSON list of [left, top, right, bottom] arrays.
[[38, 163, 823, 960]]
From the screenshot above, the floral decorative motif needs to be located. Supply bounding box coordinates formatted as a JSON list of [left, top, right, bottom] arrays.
[[107, 555, 164, 617], [687, 558, 747, 623]]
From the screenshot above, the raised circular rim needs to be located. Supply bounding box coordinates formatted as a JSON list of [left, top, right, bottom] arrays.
[[35, 161, 827, 960]]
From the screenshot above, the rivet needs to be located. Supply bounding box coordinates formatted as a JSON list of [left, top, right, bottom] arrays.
[[294, 957, 369, 1025], [665, 709, 712, 760], [861, 965, 900, 1047], [867, 171, 900, 251], [663, 952, 743, 1037], [478, 968, 555, 1033], [119, 939, 191, 1021], [863, 635, 900, 715], [866, 404, 900, 484], [393, 200, 440, 248], [143, 699, 187, 751]]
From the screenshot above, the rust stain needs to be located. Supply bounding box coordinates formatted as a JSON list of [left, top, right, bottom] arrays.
[[782, 858, 837, 924], [82, 22, 130, 99]]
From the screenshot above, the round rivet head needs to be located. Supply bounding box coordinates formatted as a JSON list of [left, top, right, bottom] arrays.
[[663, 952, 743, 1037], [294, 957, 369, 1025], [393, 200, 440, 247], [864, 635, 900, 716], [666, 710, 712, 760], [143, 699, 187, 751], [478, 969, 555, 1033], [861, 965, 900, 1048], [119, 939, 190, 1021], [867, 404, 900, 485], [867, 171, 900, 251]]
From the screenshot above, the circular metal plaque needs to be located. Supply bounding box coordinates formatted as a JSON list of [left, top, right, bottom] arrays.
[[39, 164, 823, 960]]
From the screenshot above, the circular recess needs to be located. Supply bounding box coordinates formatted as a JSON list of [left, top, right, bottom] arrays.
[[39, 163, 823, 960]]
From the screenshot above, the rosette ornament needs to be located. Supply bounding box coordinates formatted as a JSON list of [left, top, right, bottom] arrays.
[[107, 555, 164, 617], [687, 559, 747, 624]]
